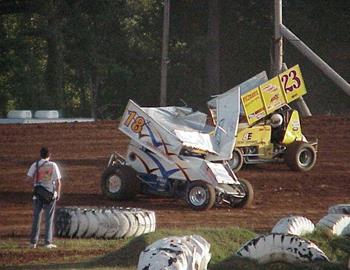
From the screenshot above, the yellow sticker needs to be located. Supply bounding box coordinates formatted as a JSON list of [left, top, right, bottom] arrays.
[[279, 64, 307, 103], [259, 76, 286, 114], [241, 87, 266, 125]]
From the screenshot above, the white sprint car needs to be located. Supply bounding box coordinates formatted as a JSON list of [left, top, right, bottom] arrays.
[[101, 88, 253, 210]]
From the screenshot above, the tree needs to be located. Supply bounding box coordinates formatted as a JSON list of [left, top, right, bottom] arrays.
[[206, 0, 220, 95]]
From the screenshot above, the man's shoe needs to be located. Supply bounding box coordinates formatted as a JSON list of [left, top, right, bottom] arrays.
[[30, 243, 37, 249], [44, 244, 57, 249]]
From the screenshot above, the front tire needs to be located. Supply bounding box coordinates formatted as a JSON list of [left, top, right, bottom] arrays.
[[101, 165, 140, 200], [231, 178, 254, 208], [227, 148, 244, 172], [285, 141, 317, 172], [186, 181, 216, 211]]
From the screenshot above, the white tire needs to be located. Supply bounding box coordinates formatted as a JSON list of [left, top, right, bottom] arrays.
[[271, 216, 315, 236], [148, 210, 156, 233], [137, 235, 211, 270], [94, 210, 111, 238], [84, 209, 100, 238], [142, 211, 153, 234], [328, 204, 350, 215], [34, 110, 59, 119], [76, 209, 89, 237], [236, 233, 329, 264], [67, 208, 80, 237], [121, 209, 138, 238], [133, 211, 147, 237], [55, 207, 72, 237], [111, 209, 130, 238], [7, 110, 32, 119], [104, 209, 120, 239], [316, 214, 350, 236]]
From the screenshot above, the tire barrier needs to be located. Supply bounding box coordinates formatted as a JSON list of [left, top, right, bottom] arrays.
[[137, 235, 211, 270], [236, 233, 329, 264], [55, 207, 156, 239], [316, 214, 350, 236], [328, 204, 350, 215], [271, 216, 315, 236]]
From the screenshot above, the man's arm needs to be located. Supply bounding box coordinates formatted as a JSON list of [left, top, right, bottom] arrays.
[[56, 178, 61, 201]]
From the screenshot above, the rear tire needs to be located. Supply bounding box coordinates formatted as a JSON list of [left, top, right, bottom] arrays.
[[101, 165, 140, 200], [227, 148, 244, 172], [232, 178, 254, 208], [186, 181, 215, 211], [285, 141, 316, 172]]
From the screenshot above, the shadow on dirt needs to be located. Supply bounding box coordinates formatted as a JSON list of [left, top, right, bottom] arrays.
[[1, 239, 347, 270], [211, 255, 346, 270], [0, 192, 32, 204], [55, 192, 189, 212], [0, 236, 148, 270]]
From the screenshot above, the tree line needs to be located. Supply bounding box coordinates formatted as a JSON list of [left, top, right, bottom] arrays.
[[0, 0, 349, 119]]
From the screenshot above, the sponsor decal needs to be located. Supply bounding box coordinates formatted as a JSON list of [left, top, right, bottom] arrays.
[[243, 132, 253, 141], [261, 84, 277, 93], [248, 108, 265, 119], [242, 90, 259, 103], [270, 94, 279, 103], [291, 120, 300, 131]]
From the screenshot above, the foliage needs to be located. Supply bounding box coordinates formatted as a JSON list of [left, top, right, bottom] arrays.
[[0, 1, 349, 118], [0, 228, 349, 269]]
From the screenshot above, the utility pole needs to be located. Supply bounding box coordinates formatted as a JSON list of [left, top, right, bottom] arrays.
[[273, 0, 283, 76], [273, 0, 350, 115], [160, 0, 170, 106], [273, 0, 311, 116]]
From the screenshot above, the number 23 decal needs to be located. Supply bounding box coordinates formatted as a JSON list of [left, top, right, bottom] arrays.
[[281, 70, 301, 93], [124, 111, 145, 133]]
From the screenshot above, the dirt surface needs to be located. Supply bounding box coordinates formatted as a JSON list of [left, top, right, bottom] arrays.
[[0, 115, 349, 239]]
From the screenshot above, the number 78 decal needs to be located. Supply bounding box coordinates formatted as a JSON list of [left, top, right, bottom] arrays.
[[124, 111, 145, 133]]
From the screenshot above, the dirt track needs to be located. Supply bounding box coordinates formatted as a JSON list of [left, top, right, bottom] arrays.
[[0, 116, 349, 238]]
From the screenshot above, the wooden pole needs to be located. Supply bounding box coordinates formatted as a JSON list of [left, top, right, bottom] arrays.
[[160, 0, 170, 106]]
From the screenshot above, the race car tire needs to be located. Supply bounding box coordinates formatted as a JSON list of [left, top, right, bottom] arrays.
[[101, 165, 140, 200], [316, 214, 350, 236], [227, 148, 244, 173], [231, 178, 254, 208], [236, 233, 329, 264], [271, 216, 315, 236], [138, 235, 211, 270], [186, 181, 216, 211], [55, 207, 156, 239], [284, 141, 317, 172]]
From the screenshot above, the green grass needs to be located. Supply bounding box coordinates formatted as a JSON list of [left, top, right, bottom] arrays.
[[0, 228, 349, 270]]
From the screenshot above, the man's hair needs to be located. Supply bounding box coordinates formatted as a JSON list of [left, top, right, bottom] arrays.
[[40, 147, 50, 159]]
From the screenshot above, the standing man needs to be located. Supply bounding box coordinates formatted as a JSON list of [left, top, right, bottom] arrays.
[[25, 146, 61, 249]]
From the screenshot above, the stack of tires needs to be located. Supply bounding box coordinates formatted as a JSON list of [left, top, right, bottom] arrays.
[[55, 207, 156, 239]]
